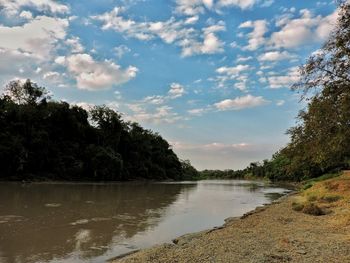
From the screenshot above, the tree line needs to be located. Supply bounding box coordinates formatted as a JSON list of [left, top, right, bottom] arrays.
[[1, 3, 349, 182], [0, 80, 198, 181]]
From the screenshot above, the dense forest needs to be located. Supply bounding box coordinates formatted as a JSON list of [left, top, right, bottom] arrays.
[[0, 80, 198, 181], [202, 3, 350, 182]]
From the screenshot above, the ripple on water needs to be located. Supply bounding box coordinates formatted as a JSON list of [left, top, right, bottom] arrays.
[[0, 215, 24, 223], [112, 214, 137, 221], [45, 203, 62, 208], [91, 217, 112, 222], [70, 219, 90, 226]]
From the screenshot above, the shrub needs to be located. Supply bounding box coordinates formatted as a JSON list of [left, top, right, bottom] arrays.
[[301, 203, 325, 216], [292, 202, 304, 212], [307, 195, 318, 202], [321, 195, 342, 203]]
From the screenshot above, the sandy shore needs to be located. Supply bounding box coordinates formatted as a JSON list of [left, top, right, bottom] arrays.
[[111, 173, 350, 263]]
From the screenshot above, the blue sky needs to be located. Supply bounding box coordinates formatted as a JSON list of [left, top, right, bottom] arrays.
[[0, 0, 339, 170]]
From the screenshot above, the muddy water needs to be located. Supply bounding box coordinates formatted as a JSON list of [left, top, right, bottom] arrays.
[[0, 180, 290, 263]]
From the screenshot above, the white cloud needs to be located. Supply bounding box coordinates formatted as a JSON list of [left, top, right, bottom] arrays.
[[234, 81, 248, 92], [92, 7, 225, 57], [114, 45, 131, 58], [185, 15, 199, 25], [230, 41, 239, 48], [183, 23, 225, 56], [43, 71, 60, 81], [276, 100, 285, 106], [0, 16, 68, 60], [239, 19, 268, 50], [0, 48, 37, 79], [217, 0, 257, 9], [214, 94, 268, 111], [142, 95, 166, 105], [0, 16, 69, 84], [123, 82, 188, 124], [214, 64, 251, 90], [203, 0, 214, 9], [188, 108, 208, 116], [19, 10, 33, 20], [260, 0, 274, 7], [57, 53, 138, 90], [175, 0, 206, 16], [168, 83, 186, 98], [66, 37, 85, 53], [0, 0, 69, 16], [267, 67, 299, 89], [236, 55, 253, 62], [92, 8, 192, 43], [270, 9, 338, 48], [258, 51, 296, 61], [174, 0, 276, 17], [172, 141, 250, 151], [174, 0, 264, 16], [216, 64, 250, 76], [202, 32, 224, 53], [203, 21, 226, 34], [135, 82, 187, 109], [128, 104, 183, 124]]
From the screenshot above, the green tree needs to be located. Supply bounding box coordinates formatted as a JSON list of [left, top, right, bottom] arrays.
[[281, 2, 350, 180], [0, 80, 196, 181], [4, 79, 50, 105]]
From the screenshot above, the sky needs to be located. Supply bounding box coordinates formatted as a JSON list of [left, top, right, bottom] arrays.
[[0, 0, 339, 170]]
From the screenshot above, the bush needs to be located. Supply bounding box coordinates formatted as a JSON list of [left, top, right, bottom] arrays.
[[292, 202, 304, 212], [307, 195, 318, 202], [321, 195, 342, 203], [301, 203, 325, 216]]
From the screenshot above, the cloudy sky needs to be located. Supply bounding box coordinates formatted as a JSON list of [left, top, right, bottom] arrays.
[[0, 0, 339, 170]]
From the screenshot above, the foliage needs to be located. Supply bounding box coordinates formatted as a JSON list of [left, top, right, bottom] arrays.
[[280, 2, 350, 180], [199, 169, 246, 179], [0, 80, 198, 181]]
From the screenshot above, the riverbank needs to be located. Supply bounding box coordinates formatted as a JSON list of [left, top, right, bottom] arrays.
[[111, 171, 350, 263]]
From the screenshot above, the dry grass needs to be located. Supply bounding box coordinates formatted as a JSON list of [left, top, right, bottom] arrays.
[[293, 171, 350, 226]]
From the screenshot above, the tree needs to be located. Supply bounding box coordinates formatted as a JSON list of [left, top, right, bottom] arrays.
[[292, 2, 350, 97], [281, 2, 350, 179], [4, 79, 50, 105], [0, 80, 196, 181]]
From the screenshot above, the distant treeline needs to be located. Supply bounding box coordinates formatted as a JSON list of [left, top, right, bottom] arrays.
[[0, 80, 198, 181], [202, 3, 350, 182], [200, 169, 246, 179]]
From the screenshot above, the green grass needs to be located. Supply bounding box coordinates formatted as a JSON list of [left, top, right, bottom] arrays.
[[302, 172, 341, 190]]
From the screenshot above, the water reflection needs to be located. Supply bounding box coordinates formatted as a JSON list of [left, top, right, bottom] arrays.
[[0, 181, 289, 263], [0, 183, 194, 263]]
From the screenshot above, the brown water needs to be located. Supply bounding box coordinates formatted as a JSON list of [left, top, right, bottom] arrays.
[[0, 180, 290, 263]]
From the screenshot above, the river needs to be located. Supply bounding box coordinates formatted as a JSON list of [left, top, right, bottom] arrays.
[[0, 180, 290, 263]]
